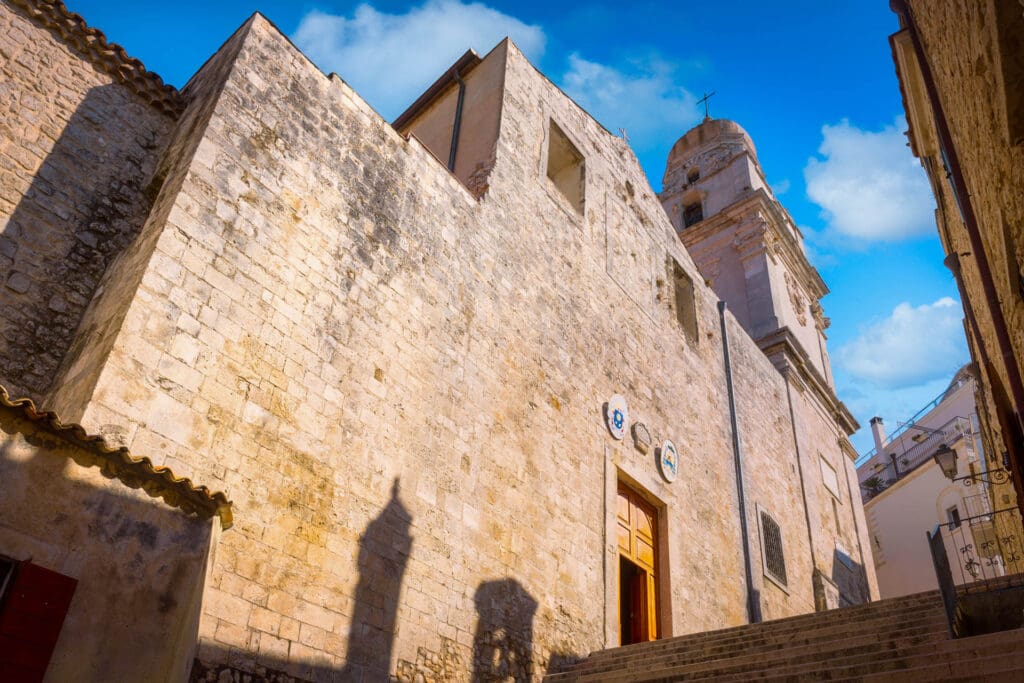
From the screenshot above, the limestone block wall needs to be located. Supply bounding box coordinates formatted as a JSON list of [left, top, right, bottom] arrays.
[[56, 14, 864, 682], [48, 17, 254, 426], [496, 41, 818, 632], [0, 1, 175, 401], [719, 315, 817, 619], [908, 0, 1024, 350], [788, 382, 876, 605], [901, 0, 1024, 511]]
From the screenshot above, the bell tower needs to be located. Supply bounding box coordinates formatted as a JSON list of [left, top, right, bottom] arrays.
[[658, 117, 855, 432]]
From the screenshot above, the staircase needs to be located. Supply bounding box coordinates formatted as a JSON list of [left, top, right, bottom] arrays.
[[545, 590, 1024, 681]]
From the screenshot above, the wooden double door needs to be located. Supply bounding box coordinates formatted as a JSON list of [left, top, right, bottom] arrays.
[[616, 483, 659, 645]]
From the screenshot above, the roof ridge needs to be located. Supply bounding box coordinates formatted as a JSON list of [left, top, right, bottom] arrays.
[[10, 0, 184, 116], [0, 384, 232, 529]]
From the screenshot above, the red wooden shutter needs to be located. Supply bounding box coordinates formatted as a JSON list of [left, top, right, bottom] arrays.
[[0, 561, 78, 683]]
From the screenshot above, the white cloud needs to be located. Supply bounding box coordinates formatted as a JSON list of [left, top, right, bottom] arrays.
[[836, 297, 968, 389], [560, 54, 701, 153], [804, 117, 935, 241], [771, 179, 791, 196], [292, 1, 545, 118]]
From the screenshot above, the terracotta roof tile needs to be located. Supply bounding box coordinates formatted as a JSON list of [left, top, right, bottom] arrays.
[[10, 0, 184, 116], [0, 385, 232, 529]]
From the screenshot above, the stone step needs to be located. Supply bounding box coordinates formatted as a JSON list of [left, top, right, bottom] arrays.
[[629, 628, 1024, 682], [568, 593, 942, 666], [678, 651, 1024, 683], [563, 617, 948, 679], [543, 585, 1024, 683], [862, 652, 1024, 682], [577, 629, 948, 683], [559, 603, 946, 675]]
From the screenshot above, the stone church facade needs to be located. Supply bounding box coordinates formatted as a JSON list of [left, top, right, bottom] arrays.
[[0, 1, 876, 681]]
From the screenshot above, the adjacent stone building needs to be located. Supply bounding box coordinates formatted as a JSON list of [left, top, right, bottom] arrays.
[[888, 0, 1024, 516], [0, 1, 876, 680]]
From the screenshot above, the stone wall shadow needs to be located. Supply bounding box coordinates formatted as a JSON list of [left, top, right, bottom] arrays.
[[340, 479, 413, 681], [831, 551, 870, 607], [0, 83, 168, 402], [472, 578, 538, 682], [0, 413, 212, 681]]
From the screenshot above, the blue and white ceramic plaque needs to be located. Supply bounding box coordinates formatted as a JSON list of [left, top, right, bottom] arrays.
[[658, 440, 679, 483], [606, 394, 629, 440]]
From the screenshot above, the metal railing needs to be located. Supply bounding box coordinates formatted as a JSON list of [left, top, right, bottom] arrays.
[[859, 416, 973, 502], [928, 506, 1024, 635], [855, 374, 972, 467], [927, 521, 958, 637]]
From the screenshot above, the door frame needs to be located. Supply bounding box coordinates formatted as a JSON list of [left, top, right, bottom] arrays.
[[605, 459, 672, 646]]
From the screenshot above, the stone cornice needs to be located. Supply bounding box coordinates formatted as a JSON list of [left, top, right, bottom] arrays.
[[757, 327, 860, 438], [9, 0, 184, 116]]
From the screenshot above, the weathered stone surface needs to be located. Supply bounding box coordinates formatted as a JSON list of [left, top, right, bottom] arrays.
[[894, 1, 1024, 514], [0, 0, 175, 401], [0, 3, 878, 681]]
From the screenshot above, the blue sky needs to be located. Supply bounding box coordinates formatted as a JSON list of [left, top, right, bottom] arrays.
[[68, 1, 969, 453]]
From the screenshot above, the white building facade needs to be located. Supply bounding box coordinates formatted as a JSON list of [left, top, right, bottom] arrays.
[[856, 366, 1009, 598]]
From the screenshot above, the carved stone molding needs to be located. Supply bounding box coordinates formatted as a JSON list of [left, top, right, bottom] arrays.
[[784, 271, 808, 326]]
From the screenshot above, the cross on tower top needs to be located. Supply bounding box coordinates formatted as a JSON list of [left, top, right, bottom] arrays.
[[697, 91, 716, 121]]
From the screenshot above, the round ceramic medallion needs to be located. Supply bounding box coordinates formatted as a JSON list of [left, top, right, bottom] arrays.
[[606, 394, 629, 440], [658, 440, 679, 483]]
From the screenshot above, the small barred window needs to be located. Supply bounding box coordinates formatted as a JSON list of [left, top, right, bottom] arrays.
[[760, 511, 787, 586]]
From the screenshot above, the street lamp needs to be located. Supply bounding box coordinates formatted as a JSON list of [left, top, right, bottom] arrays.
[[933, 443, 1010, 486], [933, 444, 959, 479]]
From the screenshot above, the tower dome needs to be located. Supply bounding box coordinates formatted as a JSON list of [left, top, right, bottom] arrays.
[[662, 118, 758, 191]]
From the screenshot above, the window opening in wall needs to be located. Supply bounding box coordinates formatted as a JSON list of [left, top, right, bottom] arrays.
[[669, 258, 698, 343], [545, 120, 585, 214], [947, 505, 962, 528], [759, 510, 788, 587], [682, 202, 703, 228], [687, 167, 700, 183], [617, 483, 659, 645]]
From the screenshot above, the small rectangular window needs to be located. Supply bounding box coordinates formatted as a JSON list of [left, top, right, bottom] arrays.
[[682, 202, 703, 227], [545, 120, 585, 214], [759, 510, 788, 587], [669, 258, 698, 343], [947, 505, 962, 528]]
